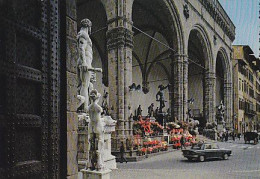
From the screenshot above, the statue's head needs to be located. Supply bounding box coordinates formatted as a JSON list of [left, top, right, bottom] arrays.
[[80, 19, 92, 33], [89, 89, 101, 102], [158, 85, 163, 90], [81, 19, 92, 28]]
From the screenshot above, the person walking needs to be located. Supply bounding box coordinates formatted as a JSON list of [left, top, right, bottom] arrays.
[[221, 132, 225, 142], [238, 133, 241, 140], [225, 132, 229, 142], [180, 135, 186, 149], [120, 142, 127, 163]]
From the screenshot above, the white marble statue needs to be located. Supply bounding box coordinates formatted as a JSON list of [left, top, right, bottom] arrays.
[[217, 100, 226, 124], [77, 19, 116, 178], [88, 89, 105, 170], [77, 19, 102, 112]]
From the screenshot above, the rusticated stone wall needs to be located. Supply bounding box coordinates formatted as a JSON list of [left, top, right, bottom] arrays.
[[66, 0, 78, 178]]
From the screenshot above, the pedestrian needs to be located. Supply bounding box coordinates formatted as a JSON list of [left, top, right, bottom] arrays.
[[225, 132, 229, 142], [232, 132, 235, 141], [221, 132, 225, 142], [180, 135, 186, 149], [238, 133, 241, 140], [120, 142, 127, 163]]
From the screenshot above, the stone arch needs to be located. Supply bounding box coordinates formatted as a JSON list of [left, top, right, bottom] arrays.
[[132, 0, 184, 54], [216, 47, 232, 83], [132, 0, 184, 89], [188, 24, 214, 71], [216, 47, 233, 127], [187, 24, 215, 124], [131, 0, 185, 117]]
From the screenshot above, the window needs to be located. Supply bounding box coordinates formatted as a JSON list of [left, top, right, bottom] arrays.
[[249, 86, 254, 98], [211, 144, 219, 149], [204, 144, 211, 149], [248, 72, 254, 83], [239, 79, 241, 91], [239, 98, 244, 110]]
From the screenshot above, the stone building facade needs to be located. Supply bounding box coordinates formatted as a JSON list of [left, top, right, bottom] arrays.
[[0, 0, 235, 178], [72, 0, 235, 136], [232, 45, 260, 134]]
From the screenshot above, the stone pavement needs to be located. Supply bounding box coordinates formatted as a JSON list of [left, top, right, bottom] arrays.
[[111, 137, 260, 179]]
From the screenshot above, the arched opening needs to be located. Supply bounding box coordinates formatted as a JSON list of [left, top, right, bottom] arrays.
[[187, 28, 210, 126], [216, 51, 225, 106], [215, 48, 232, 128], [132, 0, 180, 119]]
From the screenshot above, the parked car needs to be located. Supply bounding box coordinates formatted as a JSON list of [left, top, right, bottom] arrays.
[[182, 143, 232, 162], [244, 132, 259, 144]]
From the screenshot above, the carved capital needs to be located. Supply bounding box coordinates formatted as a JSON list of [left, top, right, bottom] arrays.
[[106, 27, 133, 50]]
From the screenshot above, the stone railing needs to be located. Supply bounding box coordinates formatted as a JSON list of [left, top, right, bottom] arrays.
[[199, 0, 236, 41]]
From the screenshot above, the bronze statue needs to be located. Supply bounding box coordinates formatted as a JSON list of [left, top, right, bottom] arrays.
[[137, 105, 142, 116], [147, 103, 154, 117], [156, 84, 169, 112]]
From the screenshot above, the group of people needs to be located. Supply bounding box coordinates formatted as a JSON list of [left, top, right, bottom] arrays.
[[219, 131, 241, 142]]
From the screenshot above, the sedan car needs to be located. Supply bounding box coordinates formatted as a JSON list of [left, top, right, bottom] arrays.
[[182, 143, 232, 162]]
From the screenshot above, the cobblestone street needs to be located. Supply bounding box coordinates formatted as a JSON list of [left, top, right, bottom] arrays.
[[112, 139, 260, 179]]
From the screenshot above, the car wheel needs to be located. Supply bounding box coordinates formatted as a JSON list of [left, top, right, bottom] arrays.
[[244, 137, 247, 144], [199, 155, 205, 162], [187, 157, 192, 161], [223, 153, 228, 160], [254, 139, 258, 145]]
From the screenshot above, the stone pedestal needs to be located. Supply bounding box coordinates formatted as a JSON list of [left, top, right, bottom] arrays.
[[81, 169, 111, 179], [78, 114, 90, 170], [103, 116, 117, 169], [78, 115, 117, 170], [217, 124, 224, 132]]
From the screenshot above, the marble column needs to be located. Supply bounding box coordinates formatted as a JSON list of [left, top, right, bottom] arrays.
[[172, 54, 184, 121], [183, 56, 189, 121], [106, 18, 133, 148], [204, 71, 216, 123], [224, 82, 233, 129]]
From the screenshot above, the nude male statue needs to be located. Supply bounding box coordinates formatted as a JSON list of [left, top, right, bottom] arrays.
[[88, 89, 105, 170], [77, 19, 102, 112]]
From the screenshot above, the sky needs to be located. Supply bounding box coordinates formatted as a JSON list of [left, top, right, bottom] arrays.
[[218, 0, 259, 57]]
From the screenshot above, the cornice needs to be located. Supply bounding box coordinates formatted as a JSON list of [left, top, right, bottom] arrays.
[[198, 0, 235, 41]]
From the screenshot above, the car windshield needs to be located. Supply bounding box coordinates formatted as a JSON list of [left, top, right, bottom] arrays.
[[191, 143, 203, 149]]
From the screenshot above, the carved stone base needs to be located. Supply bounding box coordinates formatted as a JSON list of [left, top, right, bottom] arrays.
[[81, 169, 111, 179]]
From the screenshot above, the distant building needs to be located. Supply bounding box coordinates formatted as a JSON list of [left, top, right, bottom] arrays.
[[232, 45, 260, 133]]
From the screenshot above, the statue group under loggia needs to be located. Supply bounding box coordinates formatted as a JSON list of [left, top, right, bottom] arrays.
[[76, 18, 115, 173]]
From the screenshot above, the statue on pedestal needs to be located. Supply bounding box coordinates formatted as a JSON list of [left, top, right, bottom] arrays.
[[156, 84, 169, 112], [147, 103, 154, 117], [76, 19, 116, 174], [217, 100, 225, 124], [88, 89, 105, 170], [137, 105, 142, 117]]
